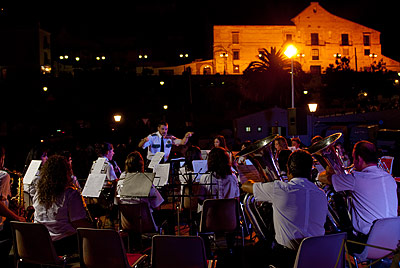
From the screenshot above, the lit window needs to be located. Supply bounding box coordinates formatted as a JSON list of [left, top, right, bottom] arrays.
[[232, 32, 239, 44], [233, 50, 240, 60], [312, 49, 319, 60], [363, 34, 371, 46], [245, 126, 251, 132]]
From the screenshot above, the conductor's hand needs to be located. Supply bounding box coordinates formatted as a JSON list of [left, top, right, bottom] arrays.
[[185, 132, 194, 138]]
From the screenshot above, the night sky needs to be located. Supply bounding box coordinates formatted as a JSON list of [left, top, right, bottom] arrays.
[[5, 1, 400, 63]]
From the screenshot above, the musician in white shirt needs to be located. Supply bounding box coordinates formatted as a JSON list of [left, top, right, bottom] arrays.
[[242, 150, 327, 267], [319, 140, 397, 253]]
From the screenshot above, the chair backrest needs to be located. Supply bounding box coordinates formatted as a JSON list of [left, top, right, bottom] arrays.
[[356, 217, 400, 261], [200, 198, 240, 233], [151, 235, 207, 268], [77, 228, 130, 268], [119, 203, 158, 233], [293, 233, 347, 268], [10, 221, 65, 266]]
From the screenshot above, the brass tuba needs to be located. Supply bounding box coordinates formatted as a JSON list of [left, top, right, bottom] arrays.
[[237, 134, 281, 242], [306, 133, 353, 233]]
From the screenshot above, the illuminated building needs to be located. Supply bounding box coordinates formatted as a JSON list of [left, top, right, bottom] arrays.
[[213, 2, 400, 75]]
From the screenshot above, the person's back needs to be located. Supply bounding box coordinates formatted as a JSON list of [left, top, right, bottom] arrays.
[[254, 177, 327, 249]]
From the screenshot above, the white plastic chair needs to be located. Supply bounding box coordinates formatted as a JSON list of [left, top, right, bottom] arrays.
[[293, 232, 347, 268], [352, 217, 400, 266]]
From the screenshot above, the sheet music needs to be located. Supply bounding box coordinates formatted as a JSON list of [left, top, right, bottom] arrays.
[[23, 160, 42, 185], [82, 173, 107, 197], [192, 160, 207, 182], [178, 167, 187, 184], [245, 159, 253, 165], [148, 152, 165, 169], [153, 163, 170, 187], [92, 158, 106, 174], [119, 173, 154, 198]]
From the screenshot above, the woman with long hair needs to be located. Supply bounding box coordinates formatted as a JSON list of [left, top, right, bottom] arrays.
[[33, 155, 92, 255], [197, 147, 240, 204]]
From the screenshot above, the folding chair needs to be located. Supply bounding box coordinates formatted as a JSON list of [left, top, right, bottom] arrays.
[[77, 227, 147, 268], [10, 221, 68, 268], [352, 217, 400, 267], [293, 232, 347, 268], [199, 198, 244, 258], [151, 235, 207, 268], [119, 203, 161, 251]]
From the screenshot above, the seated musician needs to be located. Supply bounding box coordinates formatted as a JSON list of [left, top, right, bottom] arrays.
[[0, 145, 25, 263], [196, 147, 240, 207], [33, 155, 93, 256], [318, 140, 398, 253], [117, 151, 175, 235], [242, 150, 328, 268], [91, 142, 119, 183]]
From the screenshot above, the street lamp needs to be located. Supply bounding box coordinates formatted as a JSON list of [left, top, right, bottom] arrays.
[[284, 44, 297, 108], [113, 114, 122, 122], [308, 103, 318, 137]]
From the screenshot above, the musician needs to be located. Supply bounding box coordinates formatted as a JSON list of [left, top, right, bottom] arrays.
[[197, 147, 240, 207], [91, 142, 119, 182], [0, 145, 25, 263], [117, 151, 175, 235], [138, 121, 193, 163], [33, 155, 93, 256], [289, 137, 302, 151], [117, 151, 164, 211], [318, 141, 398, 253], [274, 136, 292, 177], [184, 145, 203, 172], [242, 150, 328, 267]]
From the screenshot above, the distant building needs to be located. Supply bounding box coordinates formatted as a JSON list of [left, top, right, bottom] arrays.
[[0, 23, 51, 80], [213, 2, 400, 75]]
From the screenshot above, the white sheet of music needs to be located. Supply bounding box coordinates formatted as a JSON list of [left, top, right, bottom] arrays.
[[92, 158, 106, 174], [148, 152, 165, 169], [153, 163, 170, 187], [82, 173, 107, 197], [179, 167, 187, 184], [23, 160, 42, 185], [192, 160, 208, 182]]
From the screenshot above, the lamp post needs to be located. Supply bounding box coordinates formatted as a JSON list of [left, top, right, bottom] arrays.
[[284, 44, 297, 109], [308, 103, 318, 138]]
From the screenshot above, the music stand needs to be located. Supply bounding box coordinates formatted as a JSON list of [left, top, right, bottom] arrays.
[[119, 173, 154, 198]]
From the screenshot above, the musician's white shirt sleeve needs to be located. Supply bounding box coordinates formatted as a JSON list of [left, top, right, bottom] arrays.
[[253, 178, 327, 250], [332, 165, 398, 235]]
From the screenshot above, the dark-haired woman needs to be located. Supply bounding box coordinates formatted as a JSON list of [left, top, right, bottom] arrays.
[[33, 155, 92, 255], [197, 147, 240, 207], [91, 142, 118, 182]]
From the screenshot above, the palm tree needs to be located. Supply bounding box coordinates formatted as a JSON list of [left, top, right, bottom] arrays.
[[242, 47, 302, 108]]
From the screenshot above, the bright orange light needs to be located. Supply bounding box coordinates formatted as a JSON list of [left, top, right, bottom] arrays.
[[284, 45, 297, 59]]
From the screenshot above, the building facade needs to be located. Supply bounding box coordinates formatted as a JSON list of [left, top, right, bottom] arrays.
[[213, 2, 400, 75]]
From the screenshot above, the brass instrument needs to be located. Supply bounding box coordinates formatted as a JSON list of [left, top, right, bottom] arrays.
[[306, 133, 353, 233], [237, 134, 280, 242]]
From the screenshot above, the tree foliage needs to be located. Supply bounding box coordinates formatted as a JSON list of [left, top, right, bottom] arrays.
[[241, 47, 303, 108]]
